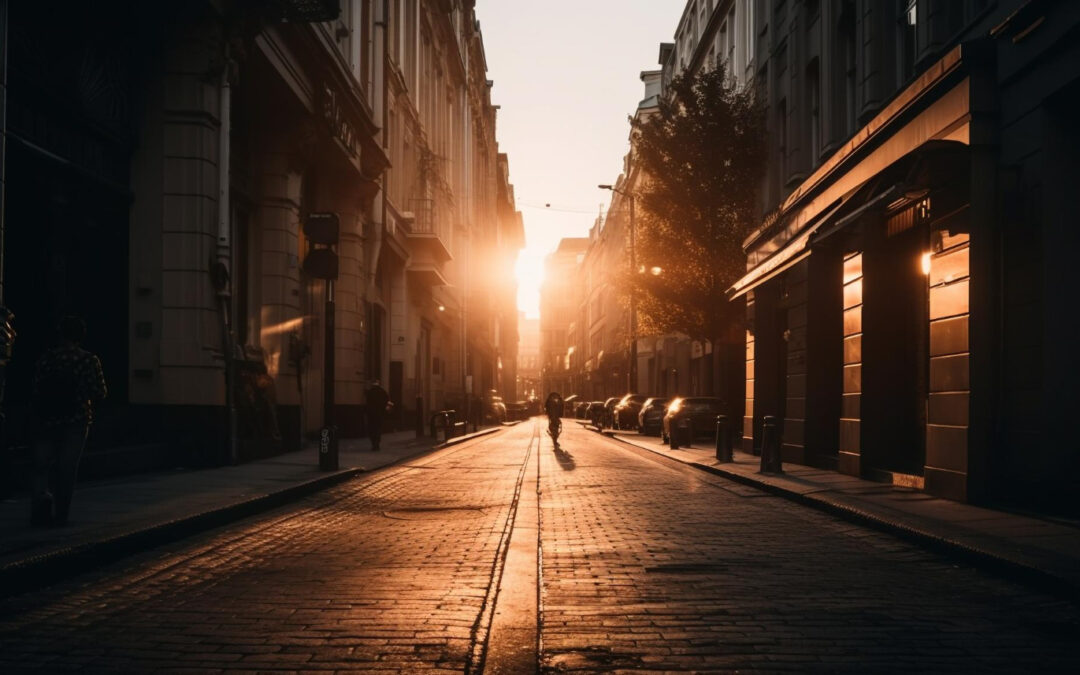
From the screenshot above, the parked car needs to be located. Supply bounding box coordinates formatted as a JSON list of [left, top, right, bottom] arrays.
[[601, 397, 620, 429], [586, 401, 606, 427], [562, 394, 580, 417], [637, 397, 670, 436], [612, 393, 649, 430], [574, 400, 590, 418], [525, 397, 540, 416], [482, 391, 507, 424], [662, 396, 726, 446], [505, 400, 528, 421]]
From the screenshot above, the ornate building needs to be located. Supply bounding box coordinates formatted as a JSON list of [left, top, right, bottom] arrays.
[[0, 0, 520, 479]]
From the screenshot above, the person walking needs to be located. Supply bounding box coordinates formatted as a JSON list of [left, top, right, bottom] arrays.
[[30, 316, 107, 527], [365, 379, 391, 451]]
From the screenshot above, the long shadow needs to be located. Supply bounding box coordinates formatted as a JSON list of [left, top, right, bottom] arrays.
[[553, 445, 576, 471]]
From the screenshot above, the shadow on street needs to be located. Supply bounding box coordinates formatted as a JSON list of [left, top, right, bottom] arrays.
[[553, 446, 576, 471]]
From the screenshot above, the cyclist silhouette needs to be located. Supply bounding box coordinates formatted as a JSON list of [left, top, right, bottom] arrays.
[[544, 392, 563, 446]]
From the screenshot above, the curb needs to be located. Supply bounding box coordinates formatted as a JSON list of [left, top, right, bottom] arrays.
[[601, 430, 1080, 604], [0, 437, 451, 601], [0, 467, 364, 600], [436, 425, 503, 449]]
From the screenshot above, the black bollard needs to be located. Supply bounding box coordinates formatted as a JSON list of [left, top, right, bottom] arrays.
[[760, 415, 782, 473], [715, 414, 733, 463], [669, 418, 680, 449]]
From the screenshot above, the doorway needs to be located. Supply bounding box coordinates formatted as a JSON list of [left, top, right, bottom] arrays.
[[861, 209, 929, 477]]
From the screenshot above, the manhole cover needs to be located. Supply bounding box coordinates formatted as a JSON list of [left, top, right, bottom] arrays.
[[382, 506, 487, 520]]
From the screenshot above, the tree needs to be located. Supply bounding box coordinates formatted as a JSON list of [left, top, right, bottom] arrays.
[[626, 66, 766, 343]]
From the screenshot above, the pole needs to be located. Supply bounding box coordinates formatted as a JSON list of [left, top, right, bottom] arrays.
[[628, 195, 637, 393], [320, 279, 339, 470], [215, 53, 238, 466], [0, 0, 11, 476]]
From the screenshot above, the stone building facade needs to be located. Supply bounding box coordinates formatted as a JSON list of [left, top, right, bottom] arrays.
[[539, 238, 588, 397], [729, 0, 1080, 513], [0, 0, 519, 476]]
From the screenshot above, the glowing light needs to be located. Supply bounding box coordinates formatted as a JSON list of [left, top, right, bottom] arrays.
[[438, 305, 446, 312], [650, 266, 663, 276], [921, 252, 932, 276]]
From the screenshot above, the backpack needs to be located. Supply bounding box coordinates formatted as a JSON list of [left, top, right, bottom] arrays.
[[34, 366, 83, 420]]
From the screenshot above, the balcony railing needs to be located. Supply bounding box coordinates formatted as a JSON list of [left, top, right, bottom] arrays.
[[407, 198, 437, 235]]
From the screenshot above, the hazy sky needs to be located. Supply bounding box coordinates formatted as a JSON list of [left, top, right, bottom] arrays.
[[474, 0, 685, 318]]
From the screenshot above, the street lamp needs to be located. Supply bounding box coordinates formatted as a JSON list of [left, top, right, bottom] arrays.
[[598, 183, 637, 394]]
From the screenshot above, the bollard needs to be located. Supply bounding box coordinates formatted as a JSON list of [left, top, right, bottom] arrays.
[[431, 412, 448, 444], [669, 419, 680, 449], [415, 396, 424, 438], [715, 414, 733, 463], [760, 415, 783, 473], [318, 424, 339, 471]]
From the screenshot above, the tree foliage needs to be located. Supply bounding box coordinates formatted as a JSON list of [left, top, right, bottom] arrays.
[[626, 66, 766, 342]]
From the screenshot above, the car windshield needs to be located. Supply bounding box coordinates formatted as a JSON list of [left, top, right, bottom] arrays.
[[684, 399, 722, 413]]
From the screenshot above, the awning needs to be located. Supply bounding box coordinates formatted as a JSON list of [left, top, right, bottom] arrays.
[[728, 140, 970, 299], [727, 196, 849, 298]]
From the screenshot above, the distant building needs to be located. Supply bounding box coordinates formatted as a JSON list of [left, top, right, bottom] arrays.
[[539, 238, 588, 396], [516, 313, 541, 400]]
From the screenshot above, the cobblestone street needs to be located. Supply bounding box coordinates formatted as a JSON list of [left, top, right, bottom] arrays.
[[1, 420, 1078, 672]]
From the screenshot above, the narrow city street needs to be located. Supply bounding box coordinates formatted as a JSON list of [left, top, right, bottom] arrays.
[[1, 421, 1078, 673]]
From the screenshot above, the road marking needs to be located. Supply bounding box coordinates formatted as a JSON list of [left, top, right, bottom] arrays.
[[472, 421, 540, 674]]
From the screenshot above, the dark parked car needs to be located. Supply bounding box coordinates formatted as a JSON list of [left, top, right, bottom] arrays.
[[562, 394, 580, 417], [601, 397, 620, 428], [586, 401, 606, 427], [525, 397, 541, 416], [482, 391, 507, 424], [612, 393, 648, 430], [574, 400, 590, 418], [637, 397, 670, 436], [662, 397, 725, 446], [505, 401, 528, 421]]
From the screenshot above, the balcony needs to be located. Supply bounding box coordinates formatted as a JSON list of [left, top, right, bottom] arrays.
[[402, 199, 453, 264]]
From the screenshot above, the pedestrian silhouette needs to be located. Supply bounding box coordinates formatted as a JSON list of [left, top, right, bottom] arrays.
[[30, 316, 107, 526], [365, 379, 391, 451]]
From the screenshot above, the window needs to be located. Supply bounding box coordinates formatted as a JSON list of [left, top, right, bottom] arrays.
[[777, 98, 788, 184], [806, 59, 820, 164], [838, 0, 856, 136], [898, 0, 917, 84]]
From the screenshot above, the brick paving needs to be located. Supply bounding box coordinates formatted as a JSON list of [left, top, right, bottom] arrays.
[[1, 420, 1078, 672], [0, 428, 533, 672], [539, 424, 1080, 673]]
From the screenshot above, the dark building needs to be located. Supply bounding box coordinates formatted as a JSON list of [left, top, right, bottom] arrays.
[[730, 0, 1080, 514], [0, 0, 386, 477]]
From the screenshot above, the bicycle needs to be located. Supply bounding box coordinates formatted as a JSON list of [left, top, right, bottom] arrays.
[[547, 415, 562, 446]]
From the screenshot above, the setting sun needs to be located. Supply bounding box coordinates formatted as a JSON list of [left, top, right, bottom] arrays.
[[515, 252, 545, 319]]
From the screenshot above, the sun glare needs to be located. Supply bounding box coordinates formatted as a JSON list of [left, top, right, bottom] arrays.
[[515, 253, 545, 318]]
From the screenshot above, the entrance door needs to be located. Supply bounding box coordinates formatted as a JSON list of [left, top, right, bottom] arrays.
[[862, 213, 929, 476]]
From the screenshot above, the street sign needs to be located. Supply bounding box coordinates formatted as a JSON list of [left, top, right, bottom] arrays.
[[304, 212, 340, 245], [303, 248, 339, 280]]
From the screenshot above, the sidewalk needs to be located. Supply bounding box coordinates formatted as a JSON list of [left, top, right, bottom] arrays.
[[586, 422, 1080, 601], [0, 426, 502, 598]]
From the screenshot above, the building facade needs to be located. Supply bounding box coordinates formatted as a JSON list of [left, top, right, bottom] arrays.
[[0, 0, 520, 478], [730, 0, 1080, 513], [539, 238, 588, 397]]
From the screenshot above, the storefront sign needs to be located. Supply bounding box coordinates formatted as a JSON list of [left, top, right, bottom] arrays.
[[321, 84, 358, 158]]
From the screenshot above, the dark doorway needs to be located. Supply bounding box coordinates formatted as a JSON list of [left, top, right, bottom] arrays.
[[4, 144, 130, 451], [862, 212, 929, 476]]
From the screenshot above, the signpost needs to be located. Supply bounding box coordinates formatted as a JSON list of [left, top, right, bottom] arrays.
[[304, 212, 340, 471]]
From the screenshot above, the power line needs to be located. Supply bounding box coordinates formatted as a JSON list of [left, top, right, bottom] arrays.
[[518, 201, 604, 215]]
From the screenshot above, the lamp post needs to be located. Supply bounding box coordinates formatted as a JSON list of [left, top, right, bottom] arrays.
[[599, 184, 636, 393]]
